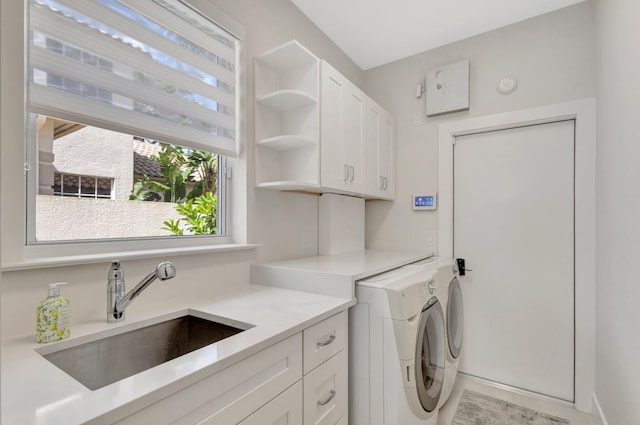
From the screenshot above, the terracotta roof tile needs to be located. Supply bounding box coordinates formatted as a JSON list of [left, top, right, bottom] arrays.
[[133, 139, 162, 178]]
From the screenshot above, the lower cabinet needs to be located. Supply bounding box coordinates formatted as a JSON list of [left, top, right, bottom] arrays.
[[303, 350, 347, 425], [115, 334, 302, 425], [114, 311, 347, 425], [238, 381, 303, 425]]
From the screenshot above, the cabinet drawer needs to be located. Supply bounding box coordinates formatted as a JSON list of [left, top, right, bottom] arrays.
[[303, 311, 346, 374], [303, 350, 347, 425], [116, 333, 302, 425], [238, 381, 303, 425]]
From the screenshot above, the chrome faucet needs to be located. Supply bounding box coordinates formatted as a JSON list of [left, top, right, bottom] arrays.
[[107, 260, 176, 323]]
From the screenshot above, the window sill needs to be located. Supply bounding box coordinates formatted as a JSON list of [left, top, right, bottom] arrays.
[[0, 243, 259, 272]]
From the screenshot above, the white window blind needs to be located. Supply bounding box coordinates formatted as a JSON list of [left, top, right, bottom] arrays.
[[29, 0, 239, 157]]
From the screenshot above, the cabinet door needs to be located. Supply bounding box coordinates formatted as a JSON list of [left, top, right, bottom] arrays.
[[365, 100, 395, 199], [320, 61, 365, 194], [303, 350, 347, 425], [116, 334, 302, 425], [365, 102, 382, 197], [343, 86, 366, 193], [238, 381, 303, 425], [303, 311, 347, 374], [378, 111, 395, 199]]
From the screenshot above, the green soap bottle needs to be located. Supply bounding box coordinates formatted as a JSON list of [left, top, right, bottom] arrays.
[[36, 282, 71, 343]]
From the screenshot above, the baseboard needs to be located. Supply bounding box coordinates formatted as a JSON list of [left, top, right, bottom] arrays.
[[458, 372, 576, 408], [592, 394, 609, 425]]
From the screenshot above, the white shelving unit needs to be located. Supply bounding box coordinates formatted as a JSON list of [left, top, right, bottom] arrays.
[[254, 40, 396, 200], [255, 40, 320, 188]]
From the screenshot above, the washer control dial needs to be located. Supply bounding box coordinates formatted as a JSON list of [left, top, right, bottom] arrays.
[[427, 279, 435, 294]]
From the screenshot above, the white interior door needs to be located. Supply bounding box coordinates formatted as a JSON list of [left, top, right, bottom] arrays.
[[453, 120, 574, 401]]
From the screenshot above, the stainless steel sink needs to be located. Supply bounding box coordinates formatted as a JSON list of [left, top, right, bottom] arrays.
[[40, 315, 251, 390]]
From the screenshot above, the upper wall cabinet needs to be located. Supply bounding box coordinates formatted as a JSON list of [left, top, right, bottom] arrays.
[[254, 41, 395, 200], [320, 61, 366, 195], [365, 99, 395, 200]]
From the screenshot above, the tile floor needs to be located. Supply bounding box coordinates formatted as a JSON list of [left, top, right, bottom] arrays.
[[437, 374, 595, 425]]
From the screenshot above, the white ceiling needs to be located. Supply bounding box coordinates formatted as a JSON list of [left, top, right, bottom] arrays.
[[290, 0, 587, 70]]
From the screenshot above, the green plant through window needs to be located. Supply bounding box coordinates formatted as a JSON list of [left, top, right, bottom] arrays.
[[130, 139, 219, 235]]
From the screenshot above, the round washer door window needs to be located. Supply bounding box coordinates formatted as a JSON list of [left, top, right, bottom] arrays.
[[415, 297, 445, 412], [447, 277, 464, 359]]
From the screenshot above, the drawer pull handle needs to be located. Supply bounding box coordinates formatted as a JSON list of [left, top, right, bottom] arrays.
[[317, 390, 336, 406], [317, 334, 336, 348]]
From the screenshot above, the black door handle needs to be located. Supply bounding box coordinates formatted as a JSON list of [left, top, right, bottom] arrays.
[[456, 258, 472, 276]]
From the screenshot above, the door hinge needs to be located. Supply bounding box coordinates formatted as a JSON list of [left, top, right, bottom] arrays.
[[24, 162, 31, 175], [224, 166, 232, 179]]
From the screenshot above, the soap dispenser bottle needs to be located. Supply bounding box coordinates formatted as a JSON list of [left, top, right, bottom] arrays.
[[36, 282, 71, 343]]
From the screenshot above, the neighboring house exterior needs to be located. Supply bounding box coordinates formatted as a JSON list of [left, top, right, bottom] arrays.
[[133, 138, 163, 184], [35, 117, 181, 241]]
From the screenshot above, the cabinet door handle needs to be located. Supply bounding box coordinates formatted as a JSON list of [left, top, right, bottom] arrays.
[[379, 176, 384, 189], [383, 176, 388, 190], [317, 390, 336, 406], [316, 334, 336, 348], [344, 164, 349, 181], [349, 165, 355, 182]]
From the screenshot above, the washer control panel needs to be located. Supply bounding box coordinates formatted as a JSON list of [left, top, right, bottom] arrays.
[[423, 279, 436, 295]]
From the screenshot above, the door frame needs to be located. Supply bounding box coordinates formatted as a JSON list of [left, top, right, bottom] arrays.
[[438, 98, 595, 412]]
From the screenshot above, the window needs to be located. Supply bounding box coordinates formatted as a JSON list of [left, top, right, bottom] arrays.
[[53, 173, 114, 199], [27, 0, 241, 244]]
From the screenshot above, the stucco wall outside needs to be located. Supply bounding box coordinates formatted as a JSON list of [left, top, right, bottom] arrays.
[[52, 126, 134, 200], [36, 196, 183, 240]]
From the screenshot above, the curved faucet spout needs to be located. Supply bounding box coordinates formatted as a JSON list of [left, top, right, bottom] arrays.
[[108, 261, 176, 323]]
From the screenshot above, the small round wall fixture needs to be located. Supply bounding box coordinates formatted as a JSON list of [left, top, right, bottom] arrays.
[[497, 76, 518, 95]]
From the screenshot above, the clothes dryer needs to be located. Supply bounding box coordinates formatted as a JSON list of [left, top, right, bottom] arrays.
[[350, 261, 446, 425]]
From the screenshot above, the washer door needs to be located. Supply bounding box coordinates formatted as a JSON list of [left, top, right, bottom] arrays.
[[447, 277, 464, 359], [415, 297, 445, 412]]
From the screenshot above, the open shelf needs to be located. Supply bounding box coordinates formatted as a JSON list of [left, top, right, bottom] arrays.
[[256, 90, 317, 111], [256, 181, 321, 191], [255, 40, 318, 73], [255, 41, 321, 190], [256, 135, 317, 151]]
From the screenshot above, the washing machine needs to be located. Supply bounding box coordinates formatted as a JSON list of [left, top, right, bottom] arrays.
[[350, 260, 446, 425], [406, 257, 463, 408]]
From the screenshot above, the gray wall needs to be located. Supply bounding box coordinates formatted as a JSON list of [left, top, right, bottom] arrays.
[[363, 1, 596, 252], [595, 0, 640, 424], [0, 0, 363, 339]]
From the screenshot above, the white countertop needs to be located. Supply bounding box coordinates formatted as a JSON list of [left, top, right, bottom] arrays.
[[254, 249, 432, 280], [1, 284, 353, 425], [251, 249, 433, 299]]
